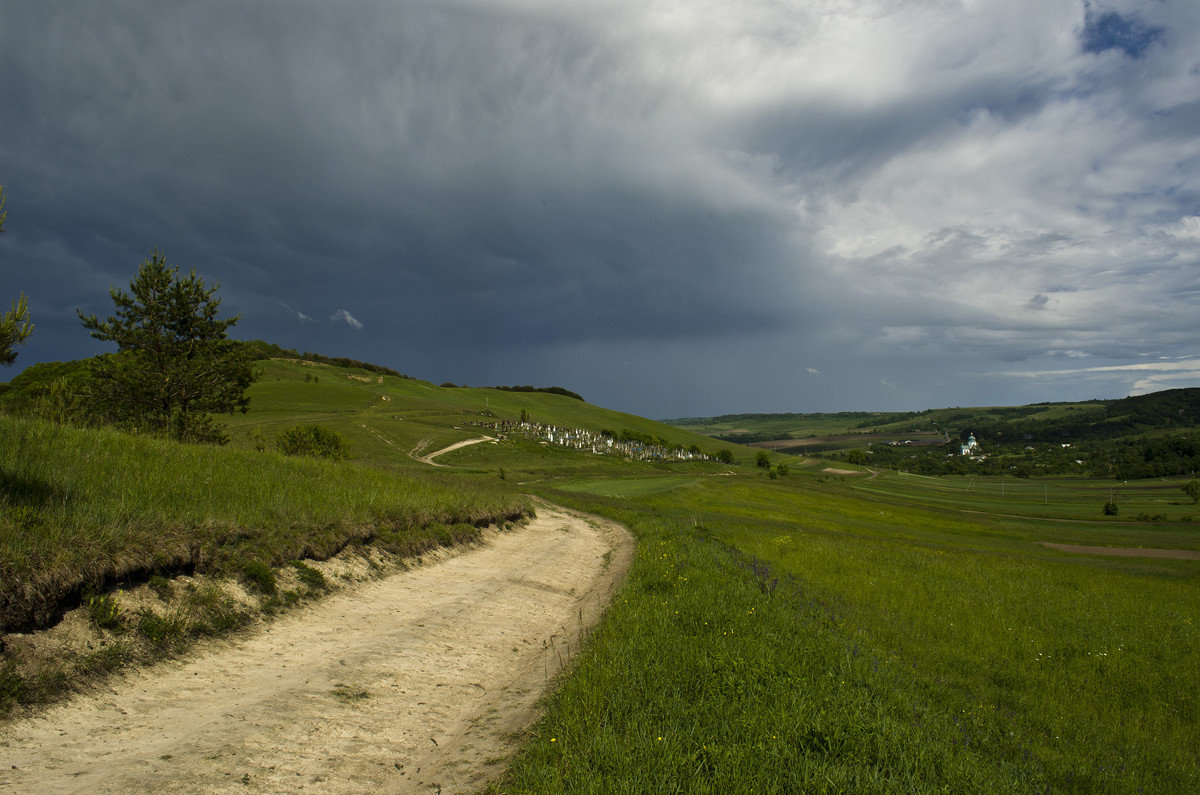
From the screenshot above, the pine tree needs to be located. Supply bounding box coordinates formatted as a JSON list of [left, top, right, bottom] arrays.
[[77, 249, 256, 443], [0, 186, 35, 366], [0, 294, 32, 367]]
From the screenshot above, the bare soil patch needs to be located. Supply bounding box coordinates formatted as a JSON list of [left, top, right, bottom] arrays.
[[1040, 542, 1200, 560], [0, 505, 632, 793], [822, 468, 863, 476]]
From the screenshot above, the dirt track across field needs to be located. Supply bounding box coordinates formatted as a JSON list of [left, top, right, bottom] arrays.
[[0, 505, 632, 794], [411, 436, 495, 467], [1040, 541, 1200, 560]]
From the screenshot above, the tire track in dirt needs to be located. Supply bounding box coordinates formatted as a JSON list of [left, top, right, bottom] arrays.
[[0, 505, 632, 794]]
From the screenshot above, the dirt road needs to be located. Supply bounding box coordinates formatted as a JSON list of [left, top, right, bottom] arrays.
[[411, 436, 495, 467], [0, 505, 632, 793]]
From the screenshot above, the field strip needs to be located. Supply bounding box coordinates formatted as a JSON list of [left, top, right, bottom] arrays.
[[415, 436, 495, 467], [0, 505, 633, 794], [1040, 541, 1200, 560]]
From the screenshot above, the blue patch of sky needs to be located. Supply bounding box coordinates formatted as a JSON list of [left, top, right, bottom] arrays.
[[1082, 9, 1164, 59]]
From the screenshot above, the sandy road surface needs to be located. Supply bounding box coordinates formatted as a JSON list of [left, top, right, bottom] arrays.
[[0, 505, 632, 794]]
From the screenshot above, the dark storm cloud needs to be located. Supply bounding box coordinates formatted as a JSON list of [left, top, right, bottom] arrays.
[[1082, 6, 1164, 58], [1, 2, 810, 365], [3, 0, 1199, 418]]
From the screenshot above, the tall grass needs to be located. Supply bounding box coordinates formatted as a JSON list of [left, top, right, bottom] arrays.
[[503, 479, 1199, 791], [0, 415, 528, 632], [505, 505, 1013, 791]]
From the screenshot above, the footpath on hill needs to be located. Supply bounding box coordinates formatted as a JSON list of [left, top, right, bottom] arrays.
[[411, 435, 496, 467], [0, 504, 632, 794]]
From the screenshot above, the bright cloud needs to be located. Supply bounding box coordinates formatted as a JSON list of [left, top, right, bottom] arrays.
[[330, 310, 363, 331]]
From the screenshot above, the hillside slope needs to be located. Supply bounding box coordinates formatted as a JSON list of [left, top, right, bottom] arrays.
[[0, 349, 756, 471]]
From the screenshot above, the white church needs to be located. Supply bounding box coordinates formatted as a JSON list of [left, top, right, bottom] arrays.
[[960, 434, 979, 456]]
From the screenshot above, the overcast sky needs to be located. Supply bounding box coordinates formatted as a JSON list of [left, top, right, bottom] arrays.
[[2, 0, 1198, 419]]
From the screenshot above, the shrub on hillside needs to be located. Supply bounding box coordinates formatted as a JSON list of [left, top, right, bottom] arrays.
[[276, 424, 351, 460]]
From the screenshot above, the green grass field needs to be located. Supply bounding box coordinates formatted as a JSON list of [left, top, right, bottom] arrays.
[[503, 473, 1199, 791]]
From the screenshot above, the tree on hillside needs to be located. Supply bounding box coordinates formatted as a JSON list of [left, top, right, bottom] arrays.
[[1184, 480, 1200, 505], [77, 249, 256, 443], [1, 294, 34, 367], [1, 186, 35, 366]]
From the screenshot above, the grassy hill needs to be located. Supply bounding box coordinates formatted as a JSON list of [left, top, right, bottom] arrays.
[[224, 357, 748, 473], [0, 349, 748, 468]]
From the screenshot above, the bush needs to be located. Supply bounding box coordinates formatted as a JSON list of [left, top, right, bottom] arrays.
[[776, 463, 789, 477], [756, 450, 771, 468], [276, 424, 351, 460], [716, 448, 734, 464], [1102, 501, 1119, 516]]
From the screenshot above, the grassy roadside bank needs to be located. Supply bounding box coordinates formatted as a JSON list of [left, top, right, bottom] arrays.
[[501, 479, 1199, 792], [0, 414, 530, 715], [1, 414, 529, 633]]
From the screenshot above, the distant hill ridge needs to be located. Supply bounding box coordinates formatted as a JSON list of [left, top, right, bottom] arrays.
[[667, 388, 1200, 443]]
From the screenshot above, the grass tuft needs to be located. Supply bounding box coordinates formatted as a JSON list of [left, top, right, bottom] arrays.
[[331, 683, 371, 703], [291, 561, 328, 592], [84, 591, 123, 632], [239, 560, 277, 595]]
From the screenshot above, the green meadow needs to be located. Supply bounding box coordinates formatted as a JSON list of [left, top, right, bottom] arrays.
[[502, 473, 1199, 792], [3, 354, 1198, 790]]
